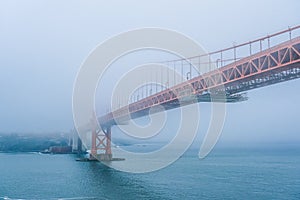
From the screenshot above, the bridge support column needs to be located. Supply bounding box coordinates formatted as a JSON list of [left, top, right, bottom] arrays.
[[90, 125, 112, 161], [105, 126, 112, 155]]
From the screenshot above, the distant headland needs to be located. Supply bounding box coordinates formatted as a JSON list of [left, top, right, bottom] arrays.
[[0, 132, 79, 154]]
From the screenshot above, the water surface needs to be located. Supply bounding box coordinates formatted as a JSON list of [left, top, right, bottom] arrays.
[[0, 148, 299, 199]]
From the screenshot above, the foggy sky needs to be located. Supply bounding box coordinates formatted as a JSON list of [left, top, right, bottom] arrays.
[[0, 0, 300, 145]]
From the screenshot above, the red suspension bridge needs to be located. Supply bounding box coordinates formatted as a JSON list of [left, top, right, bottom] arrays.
[[89, 25, 300, 161]]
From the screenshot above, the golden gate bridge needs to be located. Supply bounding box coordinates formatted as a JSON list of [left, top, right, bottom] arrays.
[[84, 25, 300, 161]]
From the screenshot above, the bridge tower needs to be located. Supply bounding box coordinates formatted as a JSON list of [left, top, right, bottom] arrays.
[[90, 121, 112, 161]]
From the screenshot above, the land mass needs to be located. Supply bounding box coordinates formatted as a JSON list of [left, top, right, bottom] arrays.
[[0, 133, 70, 153]]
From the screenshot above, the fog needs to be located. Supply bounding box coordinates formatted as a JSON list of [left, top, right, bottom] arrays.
[[0, 0, 299, 146]]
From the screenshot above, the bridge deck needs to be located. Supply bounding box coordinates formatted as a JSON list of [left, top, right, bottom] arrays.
[[99, 36, 300, 127]]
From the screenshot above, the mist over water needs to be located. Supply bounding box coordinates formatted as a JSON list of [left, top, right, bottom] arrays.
[[1, 1, 300, 199]]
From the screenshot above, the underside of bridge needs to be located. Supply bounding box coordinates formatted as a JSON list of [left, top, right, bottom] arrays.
[[90, 27, 300, 162]]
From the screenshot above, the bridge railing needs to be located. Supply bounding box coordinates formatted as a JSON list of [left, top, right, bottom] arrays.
[[102, 25, 300, 123], [127, 25, 300, 105], [162, 25, 300, 77]]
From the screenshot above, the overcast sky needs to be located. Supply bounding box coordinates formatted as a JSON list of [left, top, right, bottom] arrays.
[[0, 0, 300, 146]]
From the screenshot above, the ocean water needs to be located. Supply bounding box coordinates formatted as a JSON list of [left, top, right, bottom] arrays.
[[0, 148, 299, 200]]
